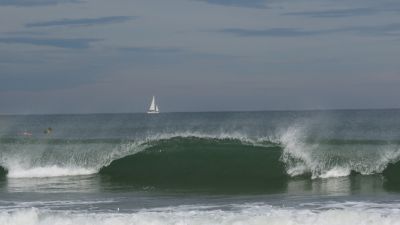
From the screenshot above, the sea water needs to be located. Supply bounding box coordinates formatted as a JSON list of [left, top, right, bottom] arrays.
[[1, 110, 400, 225]]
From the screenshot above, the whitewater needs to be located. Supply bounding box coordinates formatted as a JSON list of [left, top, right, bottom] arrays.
[[3, 202, 400, 225]]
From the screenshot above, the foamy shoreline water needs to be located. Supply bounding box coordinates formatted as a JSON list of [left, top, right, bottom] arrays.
[[2, 202, 400, 225]]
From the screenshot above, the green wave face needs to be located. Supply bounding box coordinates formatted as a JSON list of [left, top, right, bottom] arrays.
[[100, 137, 287, 192], [382, 160, 400, 190], [0, 166, 6, 179]]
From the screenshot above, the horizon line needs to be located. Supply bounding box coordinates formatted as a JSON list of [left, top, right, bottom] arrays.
[[1, 107, 400, 116]]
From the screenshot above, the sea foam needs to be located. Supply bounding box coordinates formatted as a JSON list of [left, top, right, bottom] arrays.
[[2, 203, 400, 225], [7, 166, 96, 178], [278, 125, 400, 179]]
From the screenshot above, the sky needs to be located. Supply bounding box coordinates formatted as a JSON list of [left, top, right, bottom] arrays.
[[0, 0, 400, 113]]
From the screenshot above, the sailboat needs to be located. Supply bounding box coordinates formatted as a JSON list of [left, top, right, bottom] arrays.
[[147, 96, 160, 114]]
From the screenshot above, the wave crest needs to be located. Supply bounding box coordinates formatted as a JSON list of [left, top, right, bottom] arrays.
[[1, 129, 400, 184], [279, 126, 400, 179]]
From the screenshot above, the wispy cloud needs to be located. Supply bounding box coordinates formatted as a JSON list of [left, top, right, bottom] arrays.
[[0, 37, 100, 49], [284, 8, 378, 18], [0, 0, 80, 7], [3, 31, 49, 36], [196, 0, 267, 8], [344, 23, 400, 36], [119, 47, 182, 54], [219, 28, 325, 37], [284, 2, 400, 19], [25, 16, 134, 28], [219, 23, 400, 38]]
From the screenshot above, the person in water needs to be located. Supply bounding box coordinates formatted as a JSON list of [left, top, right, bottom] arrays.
[[44, 127, 53, 134]]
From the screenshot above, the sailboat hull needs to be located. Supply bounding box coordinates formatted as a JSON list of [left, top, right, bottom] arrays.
[[147, 111, 160, 114]]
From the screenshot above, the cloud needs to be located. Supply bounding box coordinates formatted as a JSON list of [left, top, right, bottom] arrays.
[[343, 23, 400, 36], [0, 0, 80, 7], [118, 47, 182, 54], [284, 8, 378, 18], [3, 31, 49, 36], [0, 37, 100, 49], [196, 0, 267, 8], [25, 16, 135, 28], [219, 28, 325, 37], [284, 2, 400, 18], [219, 23, 400, 38]]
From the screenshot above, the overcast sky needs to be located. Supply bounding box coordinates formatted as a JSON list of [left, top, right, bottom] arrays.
[[0, 0, 400, 113]]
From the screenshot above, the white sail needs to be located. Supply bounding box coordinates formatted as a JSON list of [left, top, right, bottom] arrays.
[[147, 96, 160, 114], [149, 96, 156, 111]]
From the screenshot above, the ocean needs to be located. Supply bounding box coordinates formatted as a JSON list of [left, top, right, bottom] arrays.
[[1, 110, 400, 224]]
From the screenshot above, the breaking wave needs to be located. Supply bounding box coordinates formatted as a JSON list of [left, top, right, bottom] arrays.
[[1, 128, 400, 189]]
